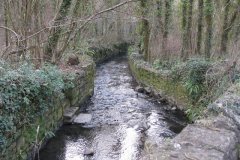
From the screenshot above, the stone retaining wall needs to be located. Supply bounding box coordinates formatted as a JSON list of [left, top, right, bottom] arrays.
[[1, 62, 95, 160], [128, 52, 240, 160], [128, 53, 191, 109], [90, 43, 129, 64]]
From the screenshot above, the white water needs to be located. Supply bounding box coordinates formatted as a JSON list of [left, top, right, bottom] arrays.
[[120, 126, 141, 160]]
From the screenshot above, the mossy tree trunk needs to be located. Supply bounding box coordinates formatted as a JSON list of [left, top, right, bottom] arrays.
[[57, 0, 83, 60], [156, 0, 164, 53], [33, 0, 42, 65], [139, 0, 150, 61], [162, 0, 173, 59], [186, 0, 193, 56], [220, 0, 231, 56], [143, 20, 150, 61], [220, 0, 239, 55], [196, 0, 204, 55], [181, 0, 188, 61], [44, 0, 73, 63], [156, 0, 164, 34], [204, 0, 213, 59]]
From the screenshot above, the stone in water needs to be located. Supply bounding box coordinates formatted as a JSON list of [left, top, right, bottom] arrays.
[[74, 114, 92, 124], [84, 148, 94, 156]]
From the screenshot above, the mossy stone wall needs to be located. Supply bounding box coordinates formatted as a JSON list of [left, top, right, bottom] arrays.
[[90, 43, 129, 64], [128, 53, 191, 109], [1, 62, 95, 160]]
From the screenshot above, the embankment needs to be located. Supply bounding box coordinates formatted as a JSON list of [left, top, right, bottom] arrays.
[[129, 52, 240, 160]]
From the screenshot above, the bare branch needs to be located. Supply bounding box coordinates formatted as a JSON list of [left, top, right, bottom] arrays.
[[77, 0, 137, 31], [0, 26, 19, 40]]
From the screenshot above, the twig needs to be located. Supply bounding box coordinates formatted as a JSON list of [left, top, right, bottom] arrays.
[[0, 26, 19, 41], [74, 0, 137, 37], [7, 46, 37, 56], [20, 27, 49, 42]]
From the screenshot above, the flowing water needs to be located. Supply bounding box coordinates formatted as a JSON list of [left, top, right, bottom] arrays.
[[37, 56, 186, 160]]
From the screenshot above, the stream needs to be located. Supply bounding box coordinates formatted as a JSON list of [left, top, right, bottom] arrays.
[[37, 56, 187, 160]]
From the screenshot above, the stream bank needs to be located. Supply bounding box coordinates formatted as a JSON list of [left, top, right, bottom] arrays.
[[128, 52, 240, 160]]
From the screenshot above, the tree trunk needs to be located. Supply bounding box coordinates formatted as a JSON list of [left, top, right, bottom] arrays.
[[186, 0, 193, 56], [162, 0, 172, 59], [4, 0, 9, 47], [220, 0, 231, 55], [156, 0, 164, 56], [181, 0, 188, 60], [44, 0, 73, 63], [33, 0, 42, 65], [204, 0, 213, 59], [139, 0, 150, 61], [142, 19, 150, 61], [57, 0, 83, 61], [220, 0, 239, 55], [156, 0, 164, 34], [196, 0, 204, 55]]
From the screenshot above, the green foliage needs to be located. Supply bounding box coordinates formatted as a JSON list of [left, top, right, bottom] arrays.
[[183, 58, 211, 102], [153, 59, 179, 70], [185, 106, 205, 122], [171, 58, 211, 120], [153, 57, 211, 120], [169, 58, 211, 102], [0, 62, 75, 150], [72, 39, 96, 58], [204, 0, 214, 16], [128, 46, 138, 54]]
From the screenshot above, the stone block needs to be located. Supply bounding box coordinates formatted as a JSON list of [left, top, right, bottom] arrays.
[[173, 125, 238, 160], [167, 146, 225, 160], [63, 107, 79, 123], [73, 114, 92, 124]]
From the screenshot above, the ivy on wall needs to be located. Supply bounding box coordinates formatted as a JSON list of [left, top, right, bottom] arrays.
[[0, 61, 75, 151]]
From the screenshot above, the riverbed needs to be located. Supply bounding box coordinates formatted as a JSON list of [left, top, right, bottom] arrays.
[[37, 56, 186, 160]]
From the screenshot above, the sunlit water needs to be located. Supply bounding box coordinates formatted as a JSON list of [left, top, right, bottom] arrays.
[[37, 56, 186, 160]]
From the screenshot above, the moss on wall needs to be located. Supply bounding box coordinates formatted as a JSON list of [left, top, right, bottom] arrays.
[[128, 53, 191, 109]]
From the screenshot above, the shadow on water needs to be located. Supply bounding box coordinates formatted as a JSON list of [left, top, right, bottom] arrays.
[[37, 56, 187, 160]]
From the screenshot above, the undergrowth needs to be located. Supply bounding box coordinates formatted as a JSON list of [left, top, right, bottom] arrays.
[[152, 57, 237, 122], [0, 61, 75, 151]]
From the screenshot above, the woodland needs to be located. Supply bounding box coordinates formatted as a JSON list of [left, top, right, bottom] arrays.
[[0, 0, 239, 155]]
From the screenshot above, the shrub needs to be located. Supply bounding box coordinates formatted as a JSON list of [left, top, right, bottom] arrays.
[[183, 58, 211, 102], [0, 62, 75, 150]]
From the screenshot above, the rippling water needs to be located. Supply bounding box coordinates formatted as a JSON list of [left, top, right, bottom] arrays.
[[37, 56, 186, 160]]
